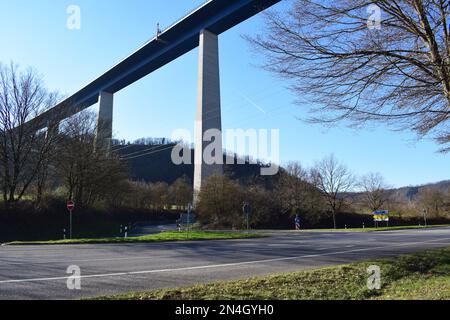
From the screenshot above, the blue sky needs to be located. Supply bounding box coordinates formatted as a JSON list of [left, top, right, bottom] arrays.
[[0, 0, 448, 187]]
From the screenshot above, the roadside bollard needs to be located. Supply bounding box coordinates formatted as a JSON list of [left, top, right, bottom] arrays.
[[63, 229, 66, 240], [120, 225, 123, 234], [124, 226, 128, 239], [363, 223, 365, 229]]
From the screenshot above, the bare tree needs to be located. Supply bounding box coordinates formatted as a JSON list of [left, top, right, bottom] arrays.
[[56, 111, 126, 208], [149, 182, 170, 211], [417, 186, 447, 217], [359, 172, 391, 211], [311, 154, 355, 228], [276, 162, 315, 215], [124, 181, 152, 209], [169, 176, 193, 210], [249, 0, 450, 151], [197, 174, 244, 228], [0, 63, 59, 207]]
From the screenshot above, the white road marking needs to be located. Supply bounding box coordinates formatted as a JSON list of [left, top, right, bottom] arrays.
[[1, 237, 450, 285], [425, 242, 450, 245], [316, 246, 343, 251]]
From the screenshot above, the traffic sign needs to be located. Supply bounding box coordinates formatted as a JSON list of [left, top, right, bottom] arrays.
[[67, 200, 75, 240], [67, 200, 75, 211], [373, 210, 389, 223], [243, 202, 251, 216]]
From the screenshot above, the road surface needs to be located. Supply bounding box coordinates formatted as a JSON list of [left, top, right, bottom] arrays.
[[1, 227, 450, 300], [128, 222, 177, 237]]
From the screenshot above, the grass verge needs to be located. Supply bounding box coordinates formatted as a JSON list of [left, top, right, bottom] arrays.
[[303, 224, 450, 233], [94, 247, 450, 300], [4, 231, 265, 246]]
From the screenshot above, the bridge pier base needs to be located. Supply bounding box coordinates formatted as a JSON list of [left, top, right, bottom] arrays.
[[45, 121, 59, 140], [95, 91, 114, 153], [193, 30, 223, 204]]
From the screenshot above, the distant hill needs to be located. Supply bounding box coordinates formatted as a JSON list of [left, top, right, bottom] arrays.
[[115, 142, 279, 188], [344, 180, 450, 205], [116, 143, 192, 184], [391, 180, 450, 201], [114, 141, 448, 198]]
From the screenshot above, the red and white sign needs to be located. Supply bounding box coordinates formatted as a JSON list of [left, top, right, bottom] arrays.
[[67, 200, 75, 211]]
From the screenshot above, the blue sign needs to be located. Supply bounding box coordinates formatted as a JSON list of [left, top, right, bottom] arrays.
[[373, 210, 389, 222]]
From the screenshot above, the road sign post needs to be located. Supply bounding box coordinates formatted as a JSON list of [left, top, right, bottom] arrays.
[[187, 203, 193, 239], [423, 208, 428, 227], [243, 202, 251, 233], [373, 210, 389, 228], [67, 200, 75, 239]]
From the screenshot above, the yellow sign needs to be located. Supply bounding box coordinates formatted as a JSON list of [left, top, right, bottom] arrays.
[[374, 214, 389, 222]]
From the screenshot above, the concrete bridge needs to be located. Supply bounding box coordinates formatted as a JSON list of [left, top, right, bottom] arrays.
[[28, 0, 281, 201]]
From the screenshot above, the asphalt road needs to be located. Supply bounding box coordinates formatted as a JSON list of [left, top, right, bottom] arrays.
[[128, 222, 177, 237], [1, 227, 450, 300]]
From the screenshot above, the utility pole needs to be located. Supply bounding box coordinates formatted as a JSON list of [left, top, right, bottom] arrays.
[[422, 208, 428, 227]]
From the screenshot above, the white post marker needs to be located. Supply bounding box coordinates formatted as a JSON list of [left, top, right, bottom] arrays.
[[67, 200, 75, 239], [243, 202, 251, 233], [187, 203, 193, 238], [124, 226, 128, 238], [423, 209, 428, 227]]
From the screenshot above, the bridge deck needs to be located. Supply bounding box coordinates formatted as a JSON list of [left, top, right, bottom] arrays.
[[31, 0, 281, 128]]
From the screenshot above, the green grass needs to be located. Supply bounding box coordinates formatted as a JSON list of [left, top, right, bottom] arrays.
[[94, 247, 450, 300], [5, 231, 265, 246], [303, 224, 450, 233]]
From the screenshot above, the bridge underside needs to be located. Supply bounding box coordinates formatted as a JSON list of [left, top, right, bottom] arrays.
[[30, 0, 280, 128], [27, 0, 281, 202]]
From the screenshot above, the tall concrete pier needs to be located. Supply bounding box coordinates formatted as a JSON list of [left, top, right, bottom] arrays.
[[45, 120, 60, 140], [94, 91, 113, 152], [194, 30, 223, 203]]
